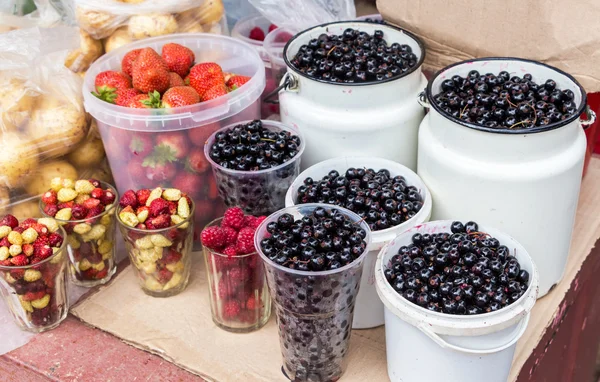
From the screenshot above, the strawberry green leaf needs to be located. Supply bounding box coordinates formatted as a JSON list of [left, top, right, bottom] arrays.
[[142, 144, 178, 168]]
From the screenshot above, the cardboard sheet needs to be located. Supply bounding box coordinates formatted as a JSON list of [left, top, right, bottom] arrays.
[[71, 158, 600, 382], [376, 0, 600, 92]]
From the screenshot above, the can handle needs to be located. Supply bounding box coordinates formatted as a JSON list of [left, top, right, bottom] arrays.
[[581, 105, 596, 129], [418, 91, 431, 109], [264, 72, 299, 105], [416, 312, 530, 355]]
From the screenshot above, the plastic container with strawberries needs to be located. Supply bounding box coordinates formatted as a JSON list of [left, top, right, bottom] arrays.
[[83, 34, 266, 244]]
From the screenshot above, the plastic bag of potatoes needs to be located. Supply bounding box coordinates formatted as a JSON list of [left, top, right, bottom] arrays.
[[74, 0, 228, 53], [0, 26, 113, 219]]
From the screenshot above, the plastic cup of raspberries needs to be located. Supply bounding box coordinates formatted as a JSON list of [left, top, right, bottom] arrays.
[[254, 204, 372, 381], [0, 214, 68, 332], [39, 178, 119, 287], [204, 119, 305, 216], [116, 187, 194, 297], [201, 207, 271, 333]]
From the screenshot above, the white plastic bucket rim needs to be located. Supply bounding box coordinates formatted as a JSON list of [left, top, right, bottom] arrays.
[[284, 156, 433, 252], [375, 220, 539, 338]]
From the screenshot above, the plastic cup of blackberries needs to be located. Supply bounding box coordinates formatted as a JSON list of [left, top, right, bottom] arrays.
[[204, 119, 305, 216], [254, 204, 372, 381]]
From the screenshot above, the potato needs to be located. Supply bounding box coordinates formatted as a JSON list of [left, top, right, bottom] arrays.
[[64, 30, 104, 73], [128, 14, 178, 39], [103, 27, 133, 53], [10, 200, 42, 220], [119, 0, 146, 3], [76, 6, 121, 39], [0, 132, 39, 189], [85, 165, 113, 184], [27, 97, 88, 159], [0, 188, 9, 216], [0, 76, 36, 131], [24, 160, 78, 196], [67, 138, 106, 168], [179, 0, 224, 27]]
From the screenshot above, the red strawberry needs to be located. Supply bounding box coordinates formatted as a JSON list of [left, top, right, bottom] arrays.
[[129, 134, 154, 157], [168, 72, 185, 88], [221, 226, 238, 246], [161, 249, 182, 264], [101, 189, 116, 206], [162, 86, 200, 108], [48, 233, 63, 248], [223, 300, 241, 318], [83, 198, 101, 210], [135, 189, 151, 205], [41, 190, 57, 205], [222, 207, 245, 230], [43, 204, 58, 217], [22, 291, 46, 302], [268, 24, 278, 33], [226, 75, 251, 91], [149, 214, 171, 229], [115, 88, 141, 107], [188, 62, 224, 99], [203, 83, 227, 101], [119, 190, 139, 209], [155, 132, 189, 159], [186, 148, 209, 173], [0, 215, 18, 229], [144, 161, 177, 182], [127, 91, 162, 108], [201, 226, 225, 249], [71, 204, 88, 219], [90, 188, 104, 199], [131, 48, 170, 94], [248, 27, 265, 41], [149, 198, 170, 217], [93, 71, 132, 102], [10, 254, 28, 266], [127, 157, 150, 188], [161, 43, 195, 78], [236, 227, 256, 254], [171, 171, 202, 198], [121, 48, 142, 77], [187, 121, 220, 146], [156, 267, 173, 284]]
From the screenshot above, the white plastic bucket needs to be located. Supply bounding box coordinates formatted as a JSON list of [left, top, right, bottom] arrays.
[[417, 57, 590, 297], [285, 156, 432, 328], [278, 21, 428, 171], [375, 220, 539, 382]]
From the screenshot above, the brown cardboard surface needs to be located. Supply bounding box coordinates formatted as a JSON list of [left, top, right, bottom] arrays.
[[376, 0, 600, 92], [71, 158, 600, 382]]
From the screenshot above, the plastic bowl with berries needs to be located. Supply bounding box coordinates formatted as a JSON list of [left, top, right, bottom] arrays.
[[285, 156, 432, 329], [205, 119, 305, 216], [116, 187, 195, 297], [0, 215, 68, 332]]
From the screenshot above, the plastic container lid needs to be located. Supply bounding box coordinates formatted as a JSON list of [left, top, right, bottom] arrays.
[[83, 33, 266, 132]]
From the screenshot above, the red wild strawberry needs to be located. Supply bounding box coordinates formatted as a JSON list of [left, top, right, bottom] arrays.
[[149, 198, 170, 217], [0, 214, 18, 229], [135, 189, 151, 205], [171, 171, 202, 198], [0, 237, 9, 247], [95, 268, 109, 280], [226, 75, 251, 91], [41, 190, 57, 205], [155, 132, 190, 159], [156, 267, 173, 284], [127, 91, 162, 108], [161, 249, 182, 264], [131, 48, 170, 94], [20, 218, 37, 228], [201, 226, 226, 249], [10, 254, 28, 266], [29, 223, 48, 236], [222, 207, 245, 230], [115, 88, 141, 107], [90, 188, 104, 199], [188, 62, 224, 99], [168, 72, 185, 88], [22, 291, 46, 301], [9, 269, 25, 280], [268, 24, 278, 33], [86, 206, 104, 220], [93, 71, 132, 103], [136, 205, 150, 215], [0, 259, 11, 266], [48, 233, 63, 248], [149, 214, 171, 229], [248, 26, 265, 41], [129, 134, 154, 157], [221, 226, 237, 246], [81, 268, 98, 280], [119, 190, 138, 209], [83, 198, 101, 210], [43, 204, 58, 217], [89, 179, 101, 188], [57, 201, 74, 210], [135, 223, 147, 230], [168, 201, 177, 215], [33, 245, 53, 260], [161, 43, 195, 78], [236, 227, 256, 254], [22, 243, 34, 257], [71, 204, 88, 220], [162, 86, 200, 108], [121, 48, 143, 77], [202, 83, 227, 101], [12, 226, 24, 234], [144, 220, 155, 230], [33, 236, 49, 246], [101, 189, 116, 206], [223, 300, 241, 318]]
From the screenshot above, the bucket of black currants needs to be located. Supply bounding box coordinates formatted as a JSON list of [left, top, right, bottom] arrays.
[[284, 156, 432, 329], [375, 220, 539, 382]]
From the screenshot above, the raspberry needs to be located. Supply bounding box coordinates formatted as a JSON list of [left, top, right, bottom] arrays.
[[0, 215, 18, 229], [41, 190, 57, 205], [248, 27, 265, 41], [251, 216, 267, 229], [223, 244, 238, 256], [217, 278, 234, 299], [236, 227, 256, 254], [228, 266, 250, 282], [71, 204, 88, 220], [222, 207, 244, 230], [246, 296, 258, 310], [43, 204, 58, 217], [149, 198, 170, 217], [149, 214, 171, 229], [119, 190, 138, 209], [243, 215, 267, 229], [90, 188, 104, 199], [223, 300, 241, 318], [48, 233, 63, 248], [222, 226, 238, 246], [201, 226, 225, 249]]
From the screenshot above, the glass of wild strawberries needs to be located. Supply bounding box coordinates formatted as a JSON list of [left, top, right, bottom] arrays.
[[0, 215, 68, 332], [117, 187, 194, 297], [39, 178, 119, 287], [201, 207, 271, 333]]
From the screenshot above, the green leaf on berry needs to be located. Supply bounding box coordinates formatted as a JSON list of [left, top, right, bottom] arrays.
[[140, 90, 163, 109], [142, 144, 178, 168], [91, 88, 117, 104]]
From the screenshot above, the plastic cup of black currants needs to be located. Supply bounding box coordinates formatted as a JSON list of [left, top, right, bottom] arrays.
[[204, 120, 305, 216], [254, 204, 372, 382], [381, 220, 536, 316]]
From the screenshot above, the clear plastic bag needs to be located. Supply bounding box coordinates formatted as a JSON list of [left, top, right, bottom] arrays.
[[248, 0, 356, 32], [0, 26, 112, 218]]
